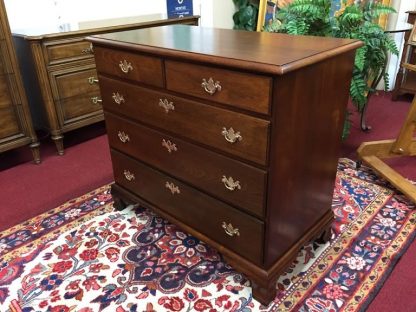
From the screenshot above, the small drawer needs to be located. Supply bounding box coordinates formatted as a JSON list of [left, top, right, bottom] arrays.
[[45, 39, 94, 65], [51, 67, 100, 100], [111, 149, 264, 265], [166, 60, 272, 114], [59, 91, 102, 124], [105, 113, 267, 217], [99, 76, 270, 165], [94, 46, 163, 88]]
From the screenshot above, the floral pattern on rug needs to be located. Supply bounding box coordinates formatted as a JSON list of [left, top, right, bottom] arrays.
[[0, 159, 414, 312]]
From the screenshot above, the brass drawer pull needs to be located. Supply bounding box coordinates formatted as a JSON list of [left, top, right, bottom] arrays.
[[159, 98, 175, 113], [162, 139, 177, 153], [119, 60, 133, 73], [201, 77, 222, 95], [221, 175, 241, 191], [81, 43, 94, 54], [222, 222, 240, 237], [88, 77, 99, 84], [221, 127, 242, 144], [91, 96, 102, 104], [118, 131, 130, 143], [165, 181, 180, 195], [112, 92, 125, 105], [123, 170, 135, 181]]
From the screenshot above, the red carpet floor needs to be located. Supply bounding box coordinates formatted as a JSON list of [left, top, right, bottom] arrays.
[[0, 92, 415, 310]]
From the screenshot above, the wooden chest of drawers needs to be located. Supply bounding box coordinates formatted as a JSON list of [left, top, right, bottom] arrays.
[[88, 25, 361, 304], [0, 0, 39, 162], [12, 16, 199, 155]]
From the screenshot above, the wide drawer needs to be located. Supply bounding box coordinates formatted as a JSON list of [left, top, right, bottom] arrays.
[[45, 38, 94, 65], [105, 112, 267, 217], [100, 76, 269, 165], [165, 60, 272, 114], [94, 46, 163, 88], [51, 67, 100, 100], [111, 149, 264, 264]]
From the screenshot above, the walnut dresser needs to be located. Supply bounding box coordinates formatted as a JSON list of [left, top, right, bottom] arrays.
[[12, 16, 199, 155], [0, 0, 39, 162], [88, 26, 361, 304]]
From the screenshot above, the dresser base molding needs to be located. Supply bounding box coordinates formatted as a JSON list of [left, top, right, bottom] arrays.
[[111, 183, 333, 305]]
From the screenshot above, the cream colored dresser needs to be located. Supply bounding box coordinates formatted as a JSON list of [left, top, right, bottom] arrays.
[[12, 16, 199, 155], [88, 25, 361, 304]]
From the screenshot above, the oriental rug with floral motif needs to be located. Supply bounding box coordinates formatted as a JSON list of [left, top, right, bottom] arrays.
[[0, 158, 414, 312]]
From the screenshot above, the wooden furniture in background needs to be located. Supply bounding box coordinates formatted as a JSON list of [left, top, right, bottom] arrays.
[[392, 11, 416, 100], [12, 16, 199, 155], [88, 25, 361, 304], [360, 21, 412, 131], [0, 0, 39, 163], [358, 62, 416, 203]]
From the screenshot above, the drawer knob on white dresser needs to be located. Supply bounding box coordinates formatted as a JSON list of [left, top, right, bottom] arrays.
[[165, 181, 180, 195], [87, 77, 99, 84], [119, 60, 133, 73], [162, 139, 177, 153], [112, 92, 125, 105], [222, 222, 240, 237], [201, 77, 221, 95], [221, 175, 241, 191], [91, 96, 102, 104], [159, 99, 175, 113], [221, 127, 242, 144], [118, 131, 130, 143], [123, 170, 135, 181]]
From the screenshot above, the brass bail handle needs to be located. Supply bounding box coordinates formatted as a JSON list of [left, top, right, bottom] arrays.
[[221, 127, 242, 144], [201, 77, 222, 95], [123, 170, 135, 181], [118, 131, 130, 143], [119, 60, 133, 73], [112, 92, 125, 105], [222, 222, 240, 237], [221, 176, 241, 191]]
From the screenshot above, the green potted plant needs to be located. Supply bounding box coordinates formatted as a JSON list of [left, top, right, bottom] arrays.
[[233, 0, 260, 31], [264, 0, 398, 138]]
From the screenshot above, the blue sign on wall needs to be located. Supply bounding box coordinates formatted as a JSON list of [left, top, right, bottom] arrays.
[[166, 0, 193, 18]]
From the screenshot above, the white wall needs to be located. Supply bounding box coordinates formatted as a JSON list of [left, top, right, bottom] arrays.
[[4, 0, 237, 32]]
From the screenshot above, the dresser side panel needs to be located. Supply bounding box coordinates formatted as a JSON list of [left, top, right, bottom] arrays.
[[264, 51, 356, 267]]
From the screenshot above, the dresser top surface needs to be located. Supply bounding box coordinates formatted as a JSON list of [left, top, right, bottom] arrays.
[[88, 25, 362, 75]]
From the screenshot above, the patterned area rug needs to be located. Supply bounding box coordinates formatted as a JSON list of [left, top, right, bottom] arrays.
[[0, 159, 415, 312]]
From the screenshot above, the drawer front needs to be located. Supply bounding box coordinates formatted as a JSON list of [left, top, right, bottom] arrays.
[[0, 40, 11, 74], [111, 150, 264, 264], [94, 47, 163, 88], [165, 60, 271, 114], [60, 91, 102, 123], [52, 67, 100, 100], [100, 76, 269, 165], [105, 113, 266, 217], [0, 74, 12, 108], [0, 107, 20, 140], [45, 39, 93, 64]]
